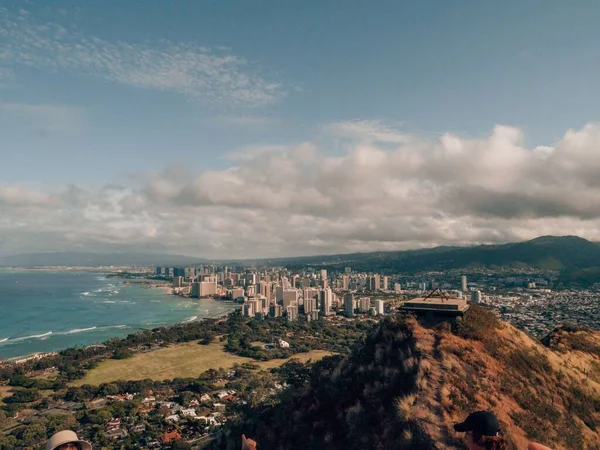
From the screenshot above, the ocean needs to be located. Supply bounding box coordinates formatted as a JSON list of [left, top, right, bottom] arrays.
[[0, 270, 237, 360]]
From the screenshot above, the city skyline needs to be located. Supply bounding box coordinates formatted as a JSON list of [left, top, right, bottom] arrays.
[[2, 1, 600, 258]]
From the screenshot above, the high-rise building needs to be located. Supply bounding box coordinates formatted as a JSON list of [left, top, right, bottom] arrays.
[[303, 288, 319, 303], [269, 303, 282, 318], [319, 279, 329, 289], [471, 290, 482, 304], [342, 275, 350, 290], [419, 282, 427, 291], [246, 285, 256, 297], [303, 297, 317, 314], [461, 275, 468, 292], [376, 299, 385, 315], [394, 283, 402, 293], [282, 289, 298, 309], [344, 293, 355, 317], [245, 273, 257, 286], [320, 288, 333, 316], [173, 276, 183, 288], [275, 286, 284, 302], [320, 269, 327, 281], [199, 281, 217, 297], [358, 297, 371, 312], [229, 288, 244, 300], [344, 267, 352, 274], [382, 276, 389, 291], [155, 267, 162, 276], [368, 275, 380, 291], [191, 282, 200, 298], [286, 305, 298, 321]]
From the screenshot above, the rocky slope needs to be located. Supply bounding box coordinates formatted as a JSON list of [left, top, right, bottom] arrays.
[[213, 306, 600, 449]]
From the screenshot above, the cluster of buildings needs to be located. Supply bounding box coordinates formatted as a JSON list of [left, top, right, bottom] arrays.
[[154, 265, 392, 321]]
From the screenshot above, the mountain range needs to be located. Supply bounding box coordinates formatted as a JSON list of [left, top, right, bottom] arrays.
[[3, 236, 600, 274], [269, 235, 600, 273]]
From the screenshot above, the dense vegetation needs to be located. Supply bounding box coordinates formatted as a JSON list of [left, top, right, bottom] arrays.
[[211, 315, 435, 450]]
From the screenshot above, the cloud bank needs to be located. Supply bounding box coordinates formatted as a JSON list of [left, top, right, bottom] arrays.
[[2, 123, 600, 258]]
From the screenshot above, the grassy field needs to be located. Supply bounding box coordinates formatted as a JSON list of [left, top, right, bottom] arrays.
[[73, 342, 334, 386]]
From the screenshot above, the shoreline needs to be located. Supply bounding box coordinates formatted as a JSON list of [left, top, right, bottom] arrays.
[[0, 303, 238, 364], [0, 274, 237, 363]]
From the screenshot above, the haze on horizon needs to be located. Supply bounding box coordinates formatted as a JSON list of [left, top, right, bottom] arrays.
[[2, 0, 600, 259]]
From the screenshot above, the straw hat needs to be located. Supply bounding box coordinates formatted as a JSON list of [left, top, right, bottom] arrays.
[[46, 430, 92, 450]]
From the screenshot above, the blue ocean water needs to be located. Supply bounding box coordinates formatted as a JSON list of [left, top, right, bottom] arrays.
[[0, 270, 237, 360]]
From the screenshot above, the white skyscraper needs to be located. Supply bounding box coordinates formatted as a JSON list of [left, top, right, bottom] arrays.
[[342, 275, 350, 290], [320, 269, 327, 280], [382, 276, 389, 291], [471, 290, 482, 304], [376, 299, 385, 315], [461, 275, 468, 292]]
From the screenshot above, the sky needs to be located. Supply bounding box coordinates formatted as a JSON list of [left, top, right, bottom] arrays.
[[1, 0, 600, 258]]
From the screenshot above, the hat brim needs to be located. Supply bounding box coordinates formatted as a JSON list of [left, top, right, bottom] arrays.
[[50, 440, 92, 450], [454, 422, 470, 432]]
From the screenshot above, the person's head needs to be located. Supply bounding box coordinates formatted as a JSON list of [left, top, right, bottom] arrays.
[[454, 411, 507, 450], [46, 431, 92, 450]]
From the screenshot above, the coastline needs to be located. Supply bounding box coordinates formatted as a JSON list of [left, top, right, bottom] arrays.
[[0, 271, 237, 362], [0, 303, 238, 364]]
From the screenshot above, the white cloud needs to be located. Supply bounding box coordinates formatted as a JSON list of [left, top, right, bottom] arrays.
[[0, 8, 286, 107], [3, 122, 600, 258], [327, 120, 410, 144]]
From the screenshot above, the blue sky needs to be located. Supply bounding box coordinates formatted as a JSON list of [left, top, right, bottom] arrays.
[[2, 0, 600, 257]]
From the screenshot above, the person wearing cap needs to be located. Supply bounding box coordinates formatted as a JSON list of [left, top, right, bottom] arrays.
[[454, 411, 507, 450], [46, 430, 92, 450]]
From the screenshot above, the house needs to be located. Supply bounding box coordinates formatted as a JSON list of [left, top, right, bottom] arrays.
[[131, 424, 146, 433], [189, 399, 200, 407], [213, 403, 226, 411], [142, 396, 156, 404], [161, 431, 182, 444], [180, 408, 197, 418], [215, 391, 229, 400], [199, 393, 212, 403], [278, 339, 290, 348], [106, 428, 128, 440], [198, 416, 219, 426], [106, 418, 122, 431], [159, 401, 176, 409], [165, 414, 179, 422]]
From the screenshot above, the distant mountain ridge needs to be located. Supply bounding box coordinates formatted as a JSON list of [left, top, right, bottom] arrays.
[[3, 235, 600, 271], [0, 252, 207, 267], [266, 235, 600, 273]]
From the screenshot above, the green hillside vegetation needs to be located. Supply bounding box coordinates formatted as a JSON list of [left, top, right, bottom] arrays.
[[262, 235, 600, 274], [211, 307, 600, 450]]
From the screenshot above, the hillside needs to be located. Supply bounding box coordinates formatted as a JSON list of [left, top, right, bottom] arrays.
[[266, 235, 600, 273], [212, 307, 600, 450]]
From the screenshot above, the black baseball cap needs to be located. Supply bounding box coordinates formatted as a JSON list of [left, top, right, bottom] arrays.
[[454, 411, 500, 436]]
